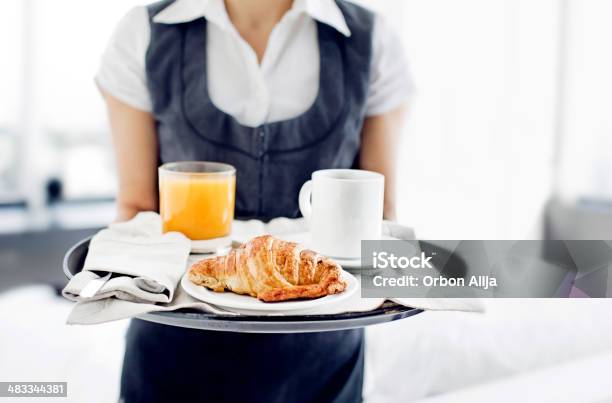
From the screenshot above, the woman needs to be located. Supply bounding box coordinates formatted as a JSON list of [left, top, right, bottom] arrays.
[[98, 0, 412, 401]]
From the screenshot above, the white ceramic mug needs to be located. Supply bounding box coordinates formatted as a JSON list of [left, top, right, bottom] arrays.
[[299, 169, 385, 258]]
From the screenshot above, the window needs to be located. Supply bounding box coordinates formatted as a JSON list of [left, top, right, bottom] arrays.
[[1, 1, 144, 207], [0, 0, 24, 203]]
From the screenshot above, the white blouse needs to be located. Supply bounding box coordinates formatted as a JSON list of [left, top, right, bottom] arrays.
[[96, 0, 414, 127]]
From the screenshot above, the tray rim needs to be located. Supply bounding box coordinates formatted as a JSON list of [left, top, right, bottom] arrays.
[[62, 236, 423, 332]]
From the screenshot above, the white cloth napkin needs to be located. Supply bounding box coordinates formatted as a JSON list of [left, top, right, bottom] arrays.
[[62, 212, 191, 304], [63, 214, 483, 325]]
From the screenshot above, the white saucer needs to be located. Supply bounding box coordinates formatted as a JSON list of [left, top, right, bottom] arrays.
[[191, 236, 232, 254], [181, 270, 358, 313], [277, 232, 399, 269]]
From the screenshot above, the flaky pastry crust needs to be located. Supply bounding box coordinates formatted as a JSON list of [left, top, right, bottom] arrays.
[[188, 235, 347, 302]]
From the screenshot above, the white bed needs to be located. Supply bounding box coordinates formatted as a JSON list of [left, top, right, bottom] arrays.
[[365, 299, 612, 401]]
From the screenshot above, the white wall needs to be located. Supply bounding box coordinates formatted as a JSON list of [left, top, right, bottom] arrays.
[[362, 0, 561, 239], [556, 0, 612, 201]]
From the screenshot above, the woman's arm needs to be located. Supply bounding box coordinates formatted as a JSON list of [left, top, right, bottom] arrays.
[[359, 106, 407, 221], [102, 91, 159, 222]]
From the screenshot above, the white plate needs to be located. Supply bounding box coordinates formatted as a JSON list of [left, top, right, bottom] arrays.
[[181, 269, 358, 312], [276, 232, 400, 269]]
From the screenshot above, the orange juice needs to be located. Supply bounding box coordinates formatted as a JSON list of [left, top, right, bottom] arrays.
[[159, 162, 236, 240]]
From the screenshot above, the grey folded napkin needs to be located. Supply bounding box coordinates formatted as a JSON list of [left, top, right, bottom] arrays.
[[63, 214, 483, 325]]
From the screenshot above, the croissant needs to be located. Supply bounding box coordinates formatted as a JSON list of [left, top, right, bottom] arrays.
[[188, 235, 347, 302]]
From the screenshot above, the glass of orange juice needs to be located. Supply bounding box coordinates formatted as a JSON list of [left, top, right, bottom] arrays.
[[159, 161, 236, 240]]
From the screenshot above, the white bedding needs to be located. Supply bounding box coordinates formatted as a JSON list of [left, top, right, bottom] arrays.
[[364, 299, 612, 401], [0, 286, 127, 403], [411, 350, 612, 403], [2, 287, 612, 402]]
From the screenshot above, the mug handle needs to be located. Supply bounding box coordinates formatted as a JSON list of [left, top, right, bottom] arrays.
[[298, 180, 313, 221]]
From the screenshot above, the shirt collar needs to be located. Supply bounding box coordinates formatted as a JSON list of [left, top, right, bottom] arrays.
[[153, 0, 351, 37]]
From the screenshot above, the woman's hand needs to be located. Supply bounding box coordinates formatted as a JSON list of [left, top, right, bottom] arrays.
[[359, 106, 407, 221], [101, 91, 159, 222]]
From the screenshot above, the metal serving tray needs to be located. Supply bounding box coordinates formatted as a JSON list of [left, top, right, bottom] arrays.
[[63, 237, 422, 333]]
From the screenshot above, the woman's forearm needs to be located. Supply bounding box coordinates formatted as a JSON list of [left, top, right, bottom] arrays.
[[359, 106, 407, 220], [102, 90, 159, 222]]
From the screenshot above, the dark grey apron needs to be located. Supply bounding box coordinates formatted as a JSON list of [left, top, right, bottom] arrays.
[[120, 1, 374, 402]]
